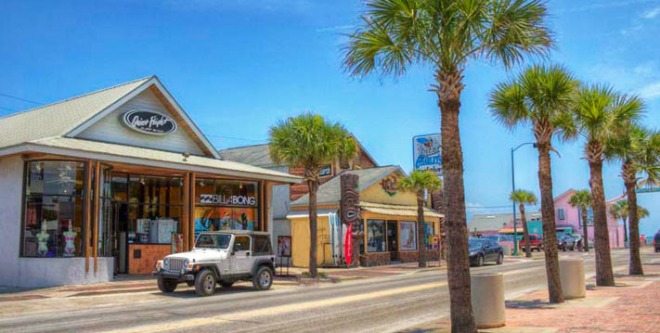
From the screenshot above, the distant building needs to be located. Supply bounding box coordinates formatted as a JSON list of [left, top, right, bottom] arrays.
[[468, 211, 542, 235]]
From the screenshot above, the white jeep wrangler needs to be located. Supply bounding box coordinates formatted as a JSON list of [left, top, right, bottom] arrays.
[[154, 231, 275, 296]]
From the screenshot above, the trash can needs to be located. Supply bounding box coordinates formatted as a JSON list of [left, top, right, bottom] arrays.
[[471, 272, 505, 329], [559, 258, 585, 299]]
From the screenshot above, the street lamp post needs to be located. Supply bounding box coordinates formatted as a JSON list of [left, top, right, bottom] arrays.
[[511, 142, 536, 256]]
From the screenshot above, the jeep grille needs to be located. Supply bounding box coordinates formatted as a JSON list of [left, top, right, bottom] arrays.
[[167, 258, 185, 271]]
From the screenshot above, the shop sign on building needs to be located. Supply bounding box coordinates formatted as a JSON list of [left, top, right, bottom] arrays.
[[199, 194, 257, 206], [122, 110, 177, 135], [413, 133, 441, 175]]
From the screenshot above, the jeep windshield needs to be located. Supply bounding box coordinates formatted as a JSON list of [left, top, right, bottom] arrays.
[[195, 234, 231, 249]]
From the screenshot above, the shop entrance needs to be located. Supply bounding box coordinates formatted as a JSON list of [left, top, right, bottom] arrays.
[[387, 221, 398, 261], [100, 172, 184, 275]]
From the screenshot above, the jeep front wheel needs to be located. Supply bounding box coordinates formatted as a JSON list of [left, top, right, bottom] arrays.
[[157, 278, 178, 293], [194, 269, 217, 296], [253, 266, 273, 291]]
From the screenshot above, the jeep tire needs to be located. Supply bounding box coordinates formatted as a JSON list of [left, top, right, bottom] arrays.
[[496, 253, 504, 265], [158, 278, 178, 293], [194, 269, 217, 296], [253, 266, 273, 291]]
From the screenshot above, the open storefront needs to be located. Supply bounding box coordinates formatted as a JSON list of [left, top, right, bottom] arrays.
[[0, 76, 299, 288]]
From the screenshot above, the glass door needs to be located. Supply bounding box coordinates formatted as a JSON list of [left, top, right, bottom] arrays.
[[387, 221, 398, 261]]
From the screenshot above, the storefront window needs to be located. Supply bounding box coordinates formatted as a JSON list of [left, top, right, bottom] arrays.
[[194, 179, 260, 236], [367, 219, 386, 252], [111, 174, 183, 245], [399, 221, 417, 251], [22, 161, 85, 257]]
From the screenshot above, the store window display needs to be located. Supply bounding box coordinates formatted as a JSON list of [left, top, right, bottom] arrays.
[[367, 219, 386, 252], [22, 161, 85, 257], [194, 179, 259, 236]]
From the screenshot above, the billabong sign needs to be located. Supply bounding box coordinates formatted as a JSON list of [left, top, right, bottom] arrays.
[[199, 194, 257, 206], [413, 133, 442, 174], [122, 110, 177, 135]]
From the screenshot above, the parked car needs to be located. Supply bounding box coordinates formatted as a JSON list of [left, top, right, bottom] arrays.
[[518, 234, 543, 252], [654, 230, 660, 253], [469, 238, 504, 267], [558, 234, 579, 251], [154, 231, 275, 296]]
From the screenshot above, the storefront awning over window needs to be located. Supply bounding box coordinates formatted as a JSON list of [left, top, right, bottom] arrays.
[[3, 137, 301, 184], [359, 201, 443, 219]]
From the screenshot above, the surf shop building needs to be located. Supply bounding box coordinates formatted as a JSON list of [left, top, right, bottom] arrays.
[[0, 76, 299, 288]]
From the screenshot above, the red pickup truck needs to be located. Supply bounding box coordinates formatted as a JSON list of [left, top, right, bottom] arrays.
[[518, 234, 543, 252]]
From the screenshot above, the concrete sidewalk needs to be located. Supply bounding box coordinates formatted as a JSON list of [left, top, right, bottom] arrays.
[[408, 260, 660, 333]]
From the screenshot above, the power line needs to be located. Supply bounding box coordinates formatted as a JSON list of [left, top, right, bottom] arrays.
[[0, 92, 42, 105]]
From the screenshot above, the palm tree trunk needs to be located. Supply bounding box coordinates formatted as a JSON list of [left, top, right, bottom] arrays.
[[519, 203, 531, 258], [308, 180, 319, 278], [438, 70, 476, 333], [417, 193, 427, 268], [588, 155, 615, 286], [581, 208, 589, 252], [622, 218, 628, 245], [536, 140, 564, 303], [624, 160, 643, 275]]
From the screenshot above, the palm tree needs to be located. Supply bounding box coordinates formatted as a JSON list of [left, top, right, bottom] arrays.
[[344, 2, 552, 329], [574, 85, 643, 286], [270, 113, 357, 277], [569, 190, 592, 252], [399, 170, 442, 268], [490, 65, 576, 303], [609, 199, 652, 274], [509, 190, 537, 257], [606, 121, 657, 275]]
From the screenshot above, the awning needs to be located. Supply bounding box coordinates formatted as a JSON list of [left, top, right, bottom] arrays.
[[359, 201, 443, 219]]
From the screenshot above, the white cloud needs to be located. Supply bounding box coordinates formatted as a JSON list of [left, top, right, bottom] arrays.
[[642, 6, 660, 19], [638, 82, 660, 99], [633, 61, 657, 76]]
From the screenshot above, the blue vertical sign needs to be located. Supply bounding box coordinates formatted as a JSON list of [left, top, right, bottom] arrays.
[[413, 133, 442, 175]]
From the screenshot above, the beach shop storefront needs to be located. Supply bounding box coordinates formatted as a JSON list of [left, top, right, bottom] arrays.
[[0, 76, 299, 288], [287, 166, 443, 267]]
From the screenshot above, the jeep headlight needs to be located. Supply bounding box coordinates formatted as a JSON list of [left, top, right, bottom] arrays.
[[183, 259, 194, 272], [163, 258, 170, 270]]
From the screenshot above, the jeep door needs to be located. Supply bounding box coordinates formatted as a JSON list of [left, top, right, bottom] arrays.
[[231, 236, 253, 274]]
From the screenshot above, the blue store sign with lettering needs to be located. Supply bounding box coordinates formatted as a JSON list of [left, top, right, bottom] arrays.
[[413, 133, 442, 174], [122, 110, 177, 136]]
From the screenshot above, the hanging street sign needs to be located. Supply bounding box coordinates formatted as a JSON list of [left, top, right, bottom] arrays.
[[413, 133, 442, 175]]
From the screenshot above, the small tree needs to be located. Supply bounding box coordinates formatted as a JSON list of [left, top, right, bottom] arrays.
[[399, 170, 442, 268], [509, 190, 537, 258], [569, 190, 592, 252], [270, 113, 357, 277]]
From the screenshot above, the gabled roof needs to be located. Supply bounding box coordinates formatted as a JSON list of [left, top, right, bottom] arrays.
[[0, 76, 220, 158], [0, 77, 150, 150], [291, 165, 404, 206], [219, 136, 379, 168], [219, 144, 274, 167]]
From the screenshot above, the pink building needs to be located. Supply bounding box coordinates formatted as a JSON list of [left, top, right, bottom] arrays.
[[554, 189, 625, 249]]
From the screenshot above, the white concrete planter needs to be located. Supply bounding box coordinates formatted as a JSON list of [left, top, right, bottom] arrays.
[[559, 258, 586, 299], [471, 272, 505, 329]]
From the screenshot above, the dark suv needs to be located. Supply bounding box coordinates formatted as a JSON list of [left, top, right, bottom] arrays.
[[654, 230, 660, 253]]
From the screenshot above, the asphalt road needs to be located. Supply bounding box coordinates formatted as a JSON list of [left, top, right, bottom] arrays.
[[0, 250, 651, 333]]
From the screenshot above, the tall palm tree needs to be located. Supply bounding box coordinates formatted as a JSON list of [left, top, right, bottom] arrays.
[[509, 190, 537, 257], [270, 113, 357, 277], [399, 170, 442, 268], [574, 85, 643, 286], [569, 190, 592, 252], [490, 65, 576, 303], [609, 199, 652, 273], [344, 2, 552, 329]]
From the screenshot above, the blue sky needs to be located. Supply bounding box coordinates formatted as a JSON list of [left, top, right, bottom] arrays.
[[0, 0, 658, 237]]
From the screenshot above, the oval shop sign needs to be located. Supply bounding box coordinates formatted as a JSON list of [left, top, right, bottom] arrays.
[[122, 110, 177, 136]]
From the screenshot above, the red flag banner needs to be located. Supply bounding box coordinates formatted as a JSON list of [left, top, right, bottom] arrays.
[[344, 223, 353, 266]]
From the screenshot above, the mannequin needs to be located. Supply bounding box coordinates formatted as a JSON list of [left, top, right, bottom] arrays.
[[63, 219, 77, 256], [36, 221, 50, 257]]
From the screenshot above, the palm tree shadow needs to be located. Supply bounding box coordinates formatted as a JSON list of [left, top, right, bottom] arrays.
[[505, 299, 555, 309]]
